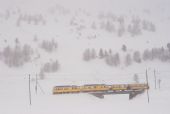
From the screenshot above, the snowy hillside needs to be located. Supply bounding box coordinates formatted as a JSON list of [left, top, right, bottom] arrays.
[[0, 0, 170, 114]]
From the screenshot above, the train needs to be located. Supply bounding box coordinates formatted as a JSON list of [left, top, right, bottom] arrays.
[[53, 83, 149, 94]]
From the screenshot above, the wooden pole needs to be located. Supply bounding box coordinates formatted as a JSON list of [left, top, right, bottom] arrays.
[[154, 69, 157, 89], [35, 74, 38, 94], [146, 69, 150, 103], [158, 79, 161, 89], [29, 74, 32, 105]]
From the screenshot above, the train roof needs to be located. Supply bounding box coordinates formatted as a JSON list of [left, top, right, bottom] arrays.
[[54, 85, 78, 88], [83, 84, 106, 86], [54, 83, 148, 88]]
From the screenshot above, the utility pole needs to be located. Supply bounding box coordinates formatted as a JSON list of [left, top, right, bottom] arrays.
[[158, 79, 161, 89], [35, 74, 38, 94], [29, 74, 32, 106], [154, 69, 157, 89], [146, 69, 150, 103]]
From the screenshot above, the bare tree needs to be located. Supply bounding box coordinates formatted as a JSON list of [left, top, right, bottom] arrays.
[[105, 53, 120, 66], [133, 74, 139, 83], [41, 39, 58, 52], [125, 53, 132, 66], [167, 43, 170, 51], [122, 44, 127, 52], [143, 49, 152, 61], [105, 20, 115, 33], [99, 48, 104, 58], [133, 51, 141, 63], [83, 48, 91, 61], [118, 23, 125, 37], [128, 18, 142, 36], [91, 48, 97, 59]]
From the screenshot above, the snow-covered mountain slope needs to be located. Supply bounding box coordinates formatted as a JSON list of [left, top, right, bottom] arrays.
[[0, 0, 170, 114]]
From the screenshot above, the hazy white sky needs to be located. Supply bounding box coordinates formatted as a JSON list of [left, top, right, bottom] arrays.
[[0, 0, 169, 10], [0, 0, 169, 17]]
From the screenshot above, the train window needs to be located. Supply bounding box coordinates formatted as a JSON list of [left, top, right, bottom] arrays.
[[85, 86, 90, 89]]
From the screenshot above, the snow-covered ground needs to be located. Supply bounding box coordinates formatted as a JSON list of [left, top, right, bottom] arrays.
[[0, 0, 170, 114], [0, 65, 170, 114]]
